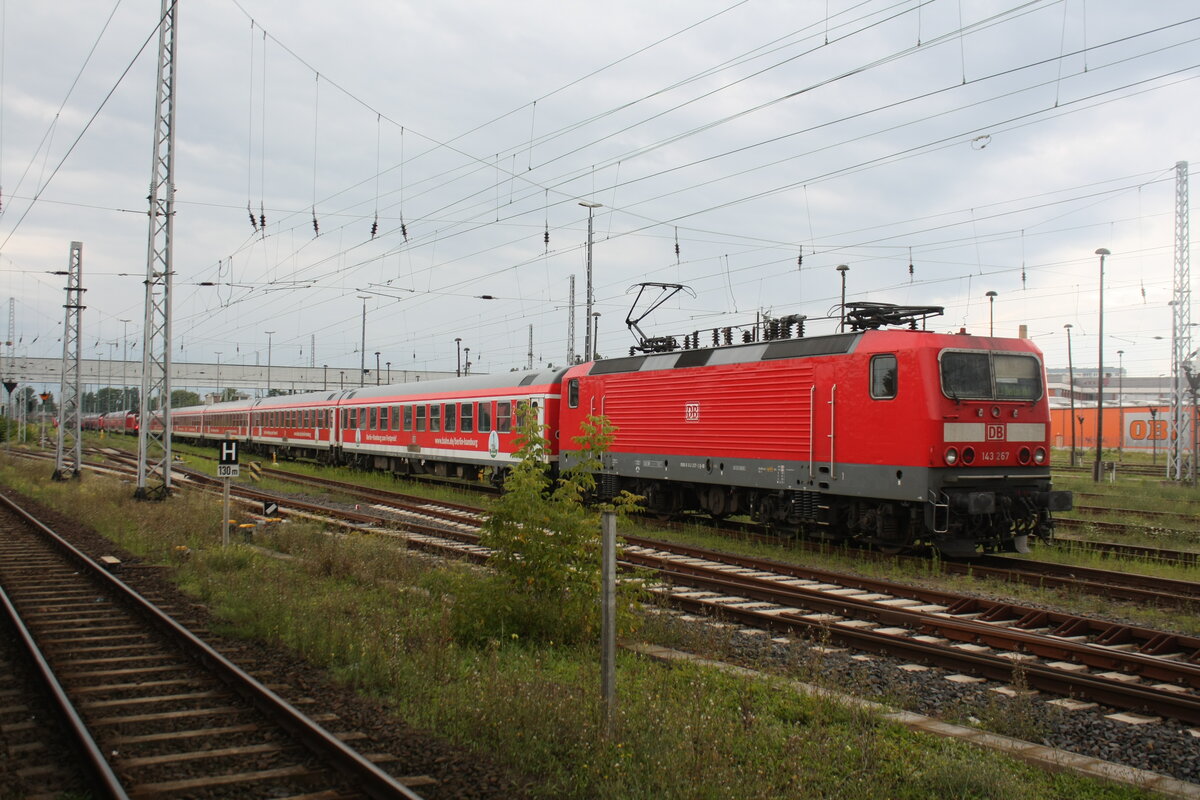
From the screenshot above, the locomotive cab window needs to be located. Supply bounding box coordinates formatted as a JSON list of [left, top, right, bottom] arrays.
[[941, 351, 1042, 401], [568, 379, 579, 408], [870, 354, 897, 399]]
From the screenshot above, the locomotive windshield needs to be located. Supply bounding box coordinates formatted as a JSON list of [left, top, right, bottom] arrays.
[[940, 351, 1041, 401]]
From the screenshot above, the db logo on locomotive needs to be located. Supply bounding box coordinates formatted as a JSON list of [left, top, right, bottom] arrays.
[[986, 424, 1006, 441], [684, 403, 700, 422]]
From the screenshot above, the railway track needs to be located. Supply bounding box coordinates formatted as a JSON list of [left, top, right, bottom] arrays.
[[0, 491, 424, 799], [19, 446, 1200, 724], [619, 537, 1200, 725]]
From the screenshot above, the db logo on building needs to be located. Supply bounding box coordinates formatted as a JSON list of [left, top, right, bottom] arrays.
[[684, 403, 700, 422]]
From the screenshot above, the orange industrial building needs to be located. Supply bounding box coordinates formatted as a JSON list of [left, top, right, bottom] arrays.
[[1050, 406, 1198, 453]]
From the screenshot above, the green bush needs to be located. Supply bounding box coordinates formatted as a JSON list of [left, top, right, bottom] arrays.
[[454, 406, 641, 645]]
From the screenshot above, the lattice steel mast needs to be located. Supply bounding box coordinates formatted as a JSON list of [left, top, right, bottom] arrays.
[[1169, 161, 1191, 482], [136, 0, 178, 499], [567, 274, 576, 365], [53, 242, 85, 480]]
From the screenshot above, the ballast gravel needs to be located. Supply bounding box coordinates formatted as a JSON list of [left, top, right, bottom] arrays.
[[718, 621, 1200, 787]]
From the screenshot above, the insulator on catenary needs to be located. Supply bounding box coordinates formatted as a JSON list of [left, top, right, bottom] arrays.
[[401, 222, 409, 241], [312, 212, 320, 236], [370, 217, 378, 238], [247, 204, 258, 232], [259, 210, 266, 230]]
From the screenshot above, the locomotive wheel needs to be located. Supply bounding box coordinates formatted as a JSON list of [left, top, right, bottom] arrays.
[[705, 486, 729, 519]]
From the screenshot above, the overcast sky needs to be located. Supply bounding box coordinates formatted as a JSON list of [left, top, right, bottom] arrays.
[[1, 0, 1197, 384]]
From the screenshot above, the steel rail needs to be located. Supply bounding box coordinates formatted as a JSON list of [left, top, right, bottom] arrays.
[[645, 563, 1200, 724], [662, 576, 1200, 722], [0, 582, 129, 799], [0, 490, 425, 800]]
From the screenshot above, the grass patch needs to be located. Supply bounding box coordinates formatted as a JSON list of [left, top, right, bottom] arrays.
[[0, 453, 1156, 800]]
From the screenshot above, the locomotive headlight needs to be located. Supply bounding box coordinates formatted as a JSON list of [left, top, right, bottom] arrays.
[[944, 447, 959, 465], [1033, 447, 1047, 465]]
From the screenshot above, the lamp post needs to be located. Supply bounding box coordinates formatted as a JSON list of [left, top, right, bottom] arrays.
[[1116, 349, 1124, 460], [357, 295, 370, 387], [375, 352, 381, 385], [108, 342, 118, 410], [985, 291, 997, 336], [836, 264, 849, 332], [455, 337, 462, 377], [215, 352, 222, 401], [264, 331, 275, 396], [591, 312, 601, 360], [1065, 323, 1077, 466], [464, 347, 471, 375], [323, 364, 328, 391], [1150, 406, 1160, 465], [579, 201, 602, 360], [386, 361, 391, 382], [1094, 247, 1110, 482], [119, 318, 131, 409], [339, 370, 345, 389]]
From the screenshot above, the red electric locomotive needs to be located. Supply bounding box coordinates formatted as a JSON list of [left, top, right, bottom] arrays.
[[558, 304, 1070, 556], [169, 304, 1069, 555]]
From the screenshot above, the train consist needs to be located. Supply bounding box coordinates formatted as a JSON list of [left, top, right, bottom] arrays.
[[166, 307, 1070, 556], [82, 409, 139, 435]]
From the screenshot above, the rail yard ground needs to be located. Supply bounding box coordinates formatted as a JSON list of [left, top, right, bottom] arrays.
[[0, 441, 1189, 799]]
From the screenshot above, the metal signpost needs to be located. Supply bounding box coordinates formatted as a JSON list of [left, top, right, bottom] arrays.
[[218, 441, 239, 546], [600, 510, 616, 737]]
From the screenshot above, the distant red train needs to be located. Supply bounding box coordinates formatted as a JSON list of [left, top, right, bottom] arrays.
[[90, 409, 138, 435], [169, 306, 1070, 555]]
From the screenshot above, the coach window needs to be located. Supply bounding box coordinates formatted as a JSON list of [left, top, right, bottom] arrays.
[[870, 354, 897, 399], [369, 407, 378, 430], [403, 405, 413, 431], [416, 404, 427, 432], [444, 403, 457, 432], [430, 404, 441, 432], [391, 406, 400, 431], [478, 401, 493, 433], [461, 402, 474, 433], [568, 379, 579, 408], [497, 401, 512, 433]]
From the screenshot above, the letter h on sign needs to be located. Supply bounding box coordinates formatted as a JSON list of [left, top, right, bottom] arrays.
[[219, 441, 239, 465]]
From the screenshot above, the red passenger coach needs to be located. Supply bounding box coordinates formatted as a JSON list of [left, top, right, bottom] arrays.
[[559, 315, 1070, 556], [170, 368, 566, 483], [332, 369, 564, 481]]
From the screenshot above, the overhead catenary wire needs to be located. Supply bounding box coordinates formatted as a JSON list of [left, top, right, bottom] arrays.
[[15, 0, 1181, 373]]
